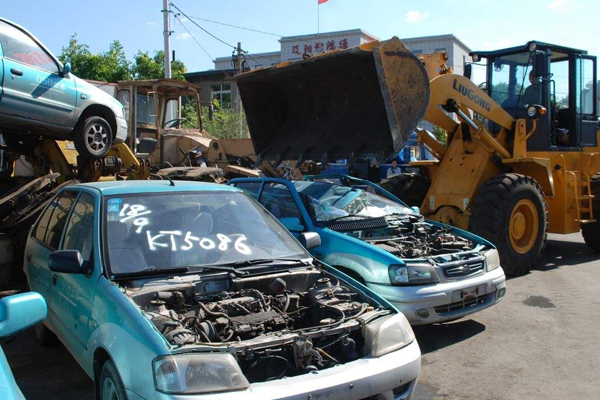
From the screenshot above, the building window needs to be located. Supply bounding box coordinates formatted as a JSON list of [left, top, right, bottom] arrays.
[[412, 49, 423, 55], [434, 48, 446, 53], [210, 84, 232, 108]]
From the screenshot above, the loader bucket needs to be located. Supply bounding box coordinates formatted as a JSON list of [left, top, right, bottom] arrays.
[[232, 37, 430, 162]]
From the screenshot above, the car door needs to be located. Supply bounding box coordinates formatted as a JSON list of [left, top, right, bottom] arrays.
[[257, 183, 307, 236], [25, 190, 77, 332], [50, 191, 100, 365], [0, 20, 76, 128]]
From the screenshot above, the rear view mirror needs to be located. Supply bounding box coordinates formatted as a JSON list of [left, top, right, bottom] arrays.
[[533, 52, 548, 78], [299, 232, 321, 250], [49, 250, 85, 274], [0, 292, 47, 337], [463, 63, 472, 80], [280, 217, 305, 232]]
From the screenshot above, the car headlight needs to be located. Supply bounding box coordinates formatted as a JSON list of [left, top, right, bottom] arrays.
[[484, 249, 501, 271], [153, 353, 249, 394], [388, 264, 440, 285], [364, 313, 416, 357]]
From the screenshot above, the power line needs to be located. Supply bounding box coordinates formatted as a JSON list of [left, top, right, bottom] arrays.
[[185, 15, 282, 38], [173, 14, 214, 61], [170, 2, 237, 50]]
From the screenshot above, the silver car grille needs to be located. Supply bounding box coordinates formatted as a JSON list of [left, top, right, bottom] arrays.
[[439, 256, 485, 278]]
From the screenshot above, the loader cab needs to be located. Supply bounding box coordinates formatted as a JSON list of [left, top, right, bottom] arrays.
[[472, 41, 598, 151]]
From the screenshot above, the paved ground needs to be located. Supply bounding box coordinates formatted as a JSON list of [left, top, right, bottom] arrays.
[[4, 233, 600, 400]]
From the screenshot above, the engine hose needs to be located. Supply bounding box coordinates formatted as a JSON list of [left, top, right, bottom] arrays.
[[246, 289, 268, 311], [283, 293, 290, 313], [198, 302, 230, 319], [197, 329, 213, 343], [346, 303, 368, 320], [221, 329, 235, 342], [316, 347, 341, 364]]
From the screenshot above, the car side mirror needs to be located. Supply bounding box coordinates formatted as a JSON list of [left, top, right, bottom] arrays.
[[0, 292, 47, 338], [299, 232, 321, 250], [411, 206, 420, 214], [280, 217, 305, 232], [61, 62, 72, 76], [49, 250, 86, 274]]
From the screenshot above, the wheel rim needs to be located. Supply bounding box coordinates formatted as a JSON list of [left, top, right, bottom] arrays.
[[86, 123, 108, 153], [509, 199, 539, 254], [102, 377, 119, 400]]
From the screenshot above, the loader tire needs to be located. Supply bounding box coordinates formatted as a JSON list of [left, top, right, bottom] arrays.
[[379, 173, 429, 207], [581, 173, 600, 252], [469, 173, 547, 277]]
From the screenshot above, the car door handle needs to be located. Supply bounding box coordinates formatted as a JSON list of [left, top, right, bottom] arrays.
[[10, 68, 23, 77], [52, 274, 58, 286], [26, 253, 32, 262]]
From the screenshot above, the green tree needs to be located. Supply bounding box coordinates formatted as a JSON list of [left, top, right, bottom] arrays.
[[131, 50, 187, 80], [58, 35, 131, 82], [199, 100, 249, 139]]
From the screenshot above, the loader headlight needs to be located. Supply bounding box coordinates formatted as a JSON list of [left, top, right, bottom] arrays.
[[389, 264, 440, 285], [364, 313, 416, 357], [153, 353, 249, 394], [484, 249, 501, 272], [527, 105, 547, 118]]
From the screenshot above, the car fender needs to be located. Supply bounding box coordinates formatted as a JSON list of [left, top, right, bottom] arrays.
[[316, 228, 399, 284], [72, 76, 124, 124], [85, 279, 170, 395]]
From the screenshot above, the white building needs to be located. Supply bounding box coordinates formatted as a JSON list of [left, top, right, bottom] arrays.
[[186, 30, 471, 109]]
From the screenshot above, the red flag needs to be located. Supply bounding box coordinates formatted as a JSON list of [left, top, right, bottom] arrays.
[[318, 0, 330, 4]]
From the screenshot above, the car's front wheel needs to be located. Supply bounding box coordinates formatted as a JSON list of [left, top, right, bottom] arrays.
[[75, 116, 113, 159], [100, 360, 127, 400]]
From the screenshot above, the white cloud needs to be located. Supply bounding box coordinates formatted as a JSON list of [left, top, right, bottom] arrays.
[[547, 0, 569, 10], [176, 33, 192, 40], [146, 21, 159, 26], [405, 10, 429, 22]]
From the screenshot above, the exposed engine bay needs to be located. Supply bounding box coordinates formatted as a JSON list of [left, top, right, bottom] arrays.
[[128, 269, 388, 383], [346, 214, 475, 258]]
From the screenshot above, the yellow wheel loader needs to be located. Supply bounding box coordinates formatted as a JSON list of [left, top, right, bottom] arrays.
[[231, 38, 599, 277], [401, 41, 600, 276]]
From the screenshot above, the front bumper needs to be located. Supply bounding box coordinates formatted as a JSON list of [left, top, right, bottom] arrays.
[[152, 340, 421, 400], [114, 116, 127, 143], [368, 267, 506, 325]]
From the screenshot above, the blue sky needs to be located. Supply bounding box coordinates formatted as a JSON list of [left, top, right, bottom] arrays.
[[2, 0, 597, 73]]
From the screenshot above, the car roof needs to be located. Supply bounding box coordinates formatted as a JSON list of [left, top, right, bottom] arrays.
[[76, 180, 240, 196]]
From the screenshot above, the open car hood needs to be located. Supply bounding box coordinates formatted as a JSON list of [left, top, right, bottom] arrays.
[[232, 37, 430, 162]]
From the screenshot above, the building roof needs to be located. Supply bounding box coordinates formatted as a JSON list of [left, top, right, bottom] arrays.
[[279, 28, 379, 43], [401, 33, 471, 53], [214, 51, 281, 63], [184, 68, 236, 79]]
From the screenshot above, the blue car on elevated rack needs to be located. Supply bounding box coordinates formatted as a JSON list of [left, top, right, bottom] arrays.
[[229, 174, 507, 325], [24, 180, 420, 400]]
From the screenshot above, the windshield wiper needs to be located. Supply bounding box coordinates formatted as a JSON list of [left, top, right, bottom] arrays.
[[184, 264, 246, 275], [325, 214, 371, 223], [112, 267, 189, 280], [213, 258, 310, 269]]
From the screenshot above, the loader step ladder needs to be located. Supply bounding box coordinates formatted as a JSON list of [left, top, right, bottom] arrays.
[[568, 171, 596, 224]]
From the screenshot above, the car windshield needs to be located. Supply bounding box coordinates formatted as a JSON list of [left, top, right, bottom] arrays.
[[293, 181, 410, 223], [104, 191, 309, 275]]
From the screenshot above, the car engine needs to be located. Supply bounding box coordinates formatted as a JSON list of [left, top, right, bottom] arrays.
[[342, 215, 475, 258], [131, 271, 383, 382]]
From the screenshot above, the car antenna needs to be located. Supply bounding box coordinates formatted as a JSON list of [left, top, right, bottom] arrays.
[[149, 173, 176, 186]]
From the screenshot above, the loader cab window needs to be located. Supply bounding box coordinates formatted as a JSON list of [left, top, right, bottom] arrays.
[[488, 52, 534, 110]]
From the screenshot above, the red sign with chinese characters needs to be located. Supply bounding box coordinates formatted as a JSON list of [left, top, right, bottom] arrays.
[[291, 37, 349, 56]]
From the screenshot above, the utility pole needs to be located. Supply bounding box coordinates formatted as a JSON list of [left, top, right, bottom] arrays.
[[234, 42, 242, 113], [162, 0, 172, 79]]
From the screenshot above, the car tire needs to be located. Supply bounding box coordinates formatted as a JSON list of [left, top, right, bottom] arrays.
[[379, 173, 429, 207], [99, 360, 128, 400], [74, 116, 113, 159], [581, 173, 600, 252], [469, 173, 547, 277]]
